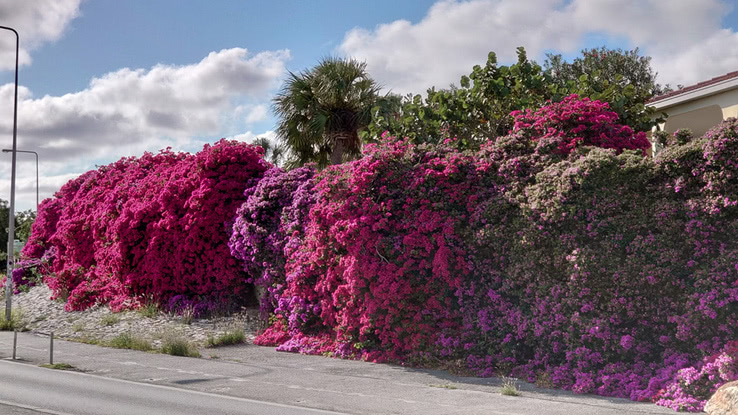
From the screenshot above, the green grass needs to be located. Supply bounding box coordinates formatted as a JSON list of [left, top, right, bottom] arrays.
[[107, 333, 154, 351], [161, 336, 200, 357], [0, 309, 25, 331], [206, 329, 245, 348], [500, 377, 521, 396], [40, 362, 76, 371], [100, 314, 120, 326], [137, 303, 159, 318]]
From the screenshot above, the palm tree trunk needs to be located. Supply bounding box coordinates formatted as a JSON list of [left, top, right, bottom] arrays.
[[330, 132, 350, 165]]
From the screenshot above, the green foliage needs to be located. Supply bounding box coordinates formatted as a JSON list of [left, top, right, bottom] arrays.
[[161, 335, 200, 357], [100, 314, 120, 326], [673, 128, 694, 146], [274, 57, 381, 167], [137, 302, 159, 318], [252, 136, 288, 167], [544, 47, 668, 133], [14, 210, 36, 242], [108, 333, 153, 351], [40, 363, 76, 371], [0, 308, 24, 331], [368, 46, 665, 150], [206, 329, 246, 348], [500, 377, 521, 396], [367, 47, 553, 149], [0, 201, 36, 272]]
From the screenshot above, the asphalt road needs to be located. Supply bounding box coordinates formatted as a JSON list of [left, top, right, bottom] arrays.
[[0, 359, 343, 415], [0, 332, 674, 415]]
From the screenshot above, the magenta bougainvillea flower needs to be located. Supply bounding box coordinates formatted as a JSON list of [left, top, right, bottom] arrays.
[[19, 139, 269, 312], [17, 95, 738, 412]]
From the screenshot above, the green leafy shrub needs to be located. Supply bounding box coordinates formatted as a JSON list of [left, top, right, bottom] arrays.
[[161, 336, 200, 357], [107, 333, 153, 351], [206, 329, 245, 348]]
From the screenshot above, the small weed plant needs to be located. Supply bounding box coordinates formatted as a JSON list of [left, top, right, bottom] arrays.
[[161, 335, 200, 357], [100, 314, 120, 326], [206, 329, 245, 348], [0, 309, 25, 331], [41, 363, 76, 371], [501, 377, 521, 396], [108, 333, 153, 351]]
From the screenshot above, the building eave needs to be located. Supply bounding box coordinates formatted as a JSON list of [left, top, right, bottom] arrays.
[[649, 77, 738, 111]]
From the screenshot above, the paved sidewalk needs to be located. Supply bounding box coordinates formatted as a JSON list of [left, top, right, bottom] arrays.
[[0, 332, 674, 415]]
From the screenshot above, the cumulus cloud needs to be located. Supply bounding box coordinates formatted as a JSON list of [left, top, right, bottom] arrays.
[[0, 0, 83, 69], [0, 47, 289, 210], [339, 0, 738, 93], [244, 104, 269, 124], [228, 130, 276, 144]]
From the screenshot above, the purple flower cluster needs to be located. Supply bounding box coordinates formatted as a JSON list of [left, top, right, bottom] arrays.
[[228, 166, 315, 314]]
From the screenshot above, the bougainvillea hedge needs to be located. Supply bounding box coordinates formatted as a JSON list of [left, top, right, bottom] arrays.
[[20, 139, 269, 312], [248, 102, 737, 411], [17, 96, 738, 411]]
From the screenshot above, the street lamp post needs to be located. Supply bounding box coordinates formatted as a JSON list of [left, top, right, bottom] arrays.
[[1, 25, 19, 321], [2, 149, 38, 210]]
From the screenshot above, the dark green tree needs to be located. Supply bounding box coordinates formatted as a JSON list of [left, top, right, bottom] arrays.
[[14, 209, 36, 243], [274, 57, 381, 167], [544, 47, 670, 132], [252, 136, 288, 167], [0, 201, 37, 271], [368, 46, 667, 150], [367, 47, 554, 149]]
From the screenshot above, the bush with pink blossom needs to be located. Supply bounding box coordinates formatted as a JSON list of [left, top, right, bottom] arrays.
[[19, 139, 269, 312], [255, 113, 738, 412], [511, 94, 651, 155]]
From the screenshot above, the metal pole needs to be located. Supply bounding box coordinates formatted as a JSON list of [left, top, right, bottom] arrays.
[[2, 149, 39, 211], [0, 26, 19, 321], [49, 332, 54, 365], [12, 330, 17, 359], [35, 151, 38, 210]]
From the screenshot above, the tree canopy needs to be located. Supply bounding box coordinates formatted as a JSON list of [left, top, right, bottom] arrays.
[[274, 57, 381, 167], [367, 46, 666, 150]]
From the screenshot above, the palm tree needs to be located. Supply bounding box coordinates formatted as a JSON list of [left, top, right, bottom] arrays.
[[252, 136, 287, 167], [273, 57, 380, 167]]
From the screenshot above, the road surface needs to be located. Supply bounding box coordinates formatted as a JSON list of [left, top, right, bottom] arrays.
[[0, 332, 673, 415], [0, 359, 343, 415]]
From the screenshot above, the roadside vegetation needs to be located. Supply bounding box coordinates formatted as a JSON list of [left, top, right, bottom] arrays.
[[10, 46, 736, 412], [206, 329, 246, 348]]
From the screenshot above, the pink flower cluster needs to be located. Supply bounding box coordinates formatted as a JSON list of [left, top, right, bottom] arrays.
[[254, 114, 738, 412], [511, 94, 651, 155], [21, 139, 269, 311]]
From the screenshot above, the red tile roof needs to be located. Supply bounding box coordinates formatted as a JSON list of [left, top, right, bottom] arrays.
[[648, 70, 738, 103]]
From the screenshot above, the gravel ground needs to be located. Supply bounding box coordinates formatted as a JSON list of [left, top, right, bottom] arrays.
[[4, 285, 264, 348]]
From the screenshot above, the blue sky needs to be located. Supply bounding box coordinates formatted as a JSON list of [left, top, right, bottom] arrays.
[[1, 0, 737, 211]]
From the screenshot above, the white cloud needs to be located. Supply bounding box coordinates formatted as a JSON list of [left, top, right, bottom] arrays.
[[228, 129, 276, 144], [650, 29, 738, 88], [244, 104, 269, 124], [0, 48, 290, 210], [0, 0, 83, 69], [338, 0, 738, 93], [339, 0, 576, 94]]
